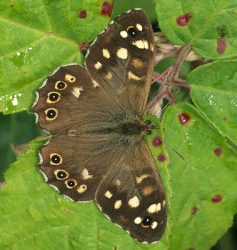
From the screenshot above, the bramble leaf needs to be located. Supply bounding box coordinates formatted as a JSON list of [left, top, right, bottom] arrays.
[[156, 0, 237, 59], [0, 0, 110, 114]]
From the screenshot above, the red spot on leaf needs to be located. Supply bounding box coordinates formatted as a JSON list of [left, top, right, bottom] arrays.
[[79, 10, 87, 19], [176, 13, 192, 26], [214, 147, 222, 156], [157, 154, 166, 162], [178, 113, 190, 125], [191, 206, 198, 215], [152, 136, 163, 147], [211, 194, 222, 203], [80, 42, 90, 55], [101, 1, 113, 16], [217, 38, 227, 54]]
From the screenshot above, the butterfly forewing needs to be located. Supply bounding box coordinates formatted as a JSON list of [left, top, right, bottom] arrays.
[[32, 65, 125, 134], [33, 9, 167, 244], [85, 9, 155, 114]]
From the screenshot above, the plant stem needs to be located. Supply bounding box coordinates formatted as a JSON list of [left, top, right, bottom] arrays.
[[147, 44, 192, 113]]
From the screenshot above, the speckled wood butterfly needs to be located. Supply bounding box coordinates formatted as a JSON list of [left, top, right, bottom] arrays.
[[32, 9, 166, 243]]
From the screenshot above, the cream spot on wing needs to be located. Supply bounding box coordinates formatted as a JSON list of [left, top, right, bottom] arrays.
[[163, 200, 166, 207], [120, 30, 128, 38], [147, 203, 161, 214], [132, 40, 149, 49], [94, 62, 102, 70], [136, 23, 143, 31], [114, 179, 121, 186], [81, 168, 92, 180], [92, 79, 100, 88], [136, 174, 149, 184], [144, 40, 149, 49], [131, 58, 144, 68], [105, 71, 112, 80], [128, 71, 141, 81], [134, 217, 142, 224], [65, 74, 76, 83], [67, 129, 77, 137], [114, 200, 122, 209], [128, 196, 140, 208], [150, 44, 154, 52], [104, 190, 113, 199], [72, 87, 83, 98], [116, 47, 128, 59], [151, 221, 158, 229], [142, 186, 154, 196], [77, 184, 87, 194], [102, 48, 110, 59]]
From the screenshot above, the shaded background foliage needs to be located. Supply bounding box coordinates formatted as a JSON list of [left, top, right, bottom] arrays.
[[0, 0, 237, 249]]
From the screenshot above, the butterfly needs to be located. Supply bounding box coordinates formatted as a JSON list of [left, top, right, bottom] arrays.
[[32, 9, 167, 244]]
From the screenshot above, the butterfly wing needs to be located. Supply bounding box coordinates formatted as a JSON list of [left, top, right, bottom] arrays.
[[37, 133, 126, 201], [32, 65, 126, 201], [32, 64, 123, 134], [96, 140, 167, 243], [85, 9, 155, 114], [32, 10, 167, 243]]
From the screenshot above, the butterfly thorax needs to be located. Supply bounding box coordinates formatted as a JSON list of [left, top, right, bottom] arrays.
[[115, 119, 154, 136], [90, 118, 155, 137]]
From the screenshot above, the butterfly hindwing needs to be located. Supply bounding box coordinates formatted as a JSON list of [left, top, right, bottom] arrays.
[[38, 134, 124, 201], [85, 9, 155, 114], [96, 140, 167, 243]]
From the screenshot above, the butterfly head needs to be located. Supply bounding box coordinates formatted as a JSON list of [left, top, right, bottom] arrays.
[[143, 119, 157, 135]]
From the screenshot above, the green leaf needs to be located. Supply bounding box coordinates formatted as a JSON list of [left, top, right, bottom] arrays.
[[1, 109, 237, 249], [188, 59, 237, 145], [162, 103, 237, 250], [0, 0, 111, 114], [155, 0, 237, 59]]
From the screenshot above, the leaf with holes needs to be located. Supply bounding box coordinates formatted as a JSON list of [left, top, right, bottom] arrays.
[[156, 0, 237, 59], [0, 0, 111, 114]]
